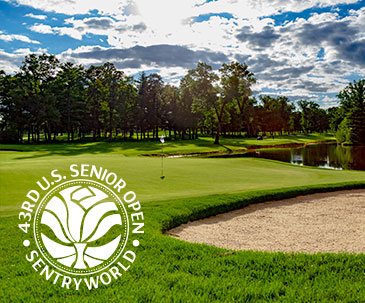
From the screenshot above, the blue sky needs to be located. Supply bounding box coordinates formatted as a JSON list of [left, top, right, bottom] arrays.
[[1, 0, 364, 108]]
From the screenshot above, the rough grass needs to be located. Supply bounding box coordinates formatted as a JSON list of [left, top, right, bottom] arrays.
[[1, 135, 365, 302]]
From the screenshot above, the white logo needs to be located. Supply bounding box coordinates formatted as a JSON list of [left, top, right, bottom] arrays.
[[19, 165, 144, 290], [34, 180, 128, 275]]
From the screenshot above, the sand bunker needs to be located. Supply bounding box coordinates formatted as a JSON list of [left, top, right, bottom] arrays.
[[168, 189, 365, 254]]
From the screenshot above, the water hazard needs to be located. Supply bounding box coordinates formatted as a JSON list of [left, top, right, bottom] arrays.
[[210, 143, 365, 171]]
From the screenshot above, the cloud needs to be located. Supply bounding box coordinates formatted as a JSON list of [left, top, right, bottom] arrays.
[[29, 23, 54, 34], [68, 44, 229, 69], [25, 13, 47, 20], [236, 25, 280, 49], [29, 23, 83, 40], [83, 17, 114, 29], [132, 23, 147, 32], [0, 33, 40, 44], [293, 19, 365, 66], [245, 54, 287, 73], [3, 0, 360, 17], [2, 0, 127, 15], [0, 48, 44, 73], [28, 16, 148, 43]]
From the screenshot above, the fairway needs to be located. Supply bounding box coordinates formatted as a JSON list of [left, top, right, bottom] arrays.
[[1, 139, 365, 302]]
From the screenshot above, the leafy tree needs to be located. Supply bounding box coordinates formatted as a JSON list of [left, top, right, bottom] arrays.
[[298, 100, 317, 133], [161, 84, 181, 139], [19, 53, 60, 142], [134, 72, 148, 140], [313, 108, 329, 133], [336, 118, 351, 144], [145, 73, 164, 139], [86, 65, 104, 140], [100, 63, 128, 142], [327, 106, 344, 132], [337, 79, 365, 145], [0, 73, 28, 142], [219, 61, 256, 135], [54, 62, 86, 141], [184, 62, 227, 144], [259, 96, 294, 136], [135, 72, 164, 139], [179, 75, 202, 139]]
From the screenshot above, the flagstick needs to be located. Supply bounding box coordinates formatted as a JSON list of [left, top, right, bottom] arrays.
[[160, 135, 165, 179]]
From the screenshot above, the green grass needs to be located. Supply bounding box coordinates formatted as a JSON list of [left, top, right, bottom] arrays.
[[1, 135, 365, 302], [0, 133, 335, 157]]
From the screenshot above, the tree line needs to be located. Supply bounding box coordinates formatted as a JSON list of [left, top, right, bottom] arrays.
[[0, 53, 364, 144]]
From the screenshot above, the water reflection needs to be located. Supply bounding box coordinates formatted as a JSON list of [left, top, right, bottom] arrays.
[[215, 144, 365, 171]]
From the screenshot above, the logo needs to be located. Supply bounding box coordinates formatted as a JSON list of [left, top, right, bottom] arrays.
[[18, 164, 144, 290]]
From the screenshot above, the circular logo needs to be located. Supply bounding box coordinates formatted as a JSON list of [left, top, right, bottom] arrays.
[[33, 179, 129, 276]]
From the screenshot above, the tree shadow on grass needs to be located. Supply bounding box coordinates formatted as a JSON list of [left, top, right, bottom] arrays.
[[8, 138, 231, 160], [3, 134, 333, 160]]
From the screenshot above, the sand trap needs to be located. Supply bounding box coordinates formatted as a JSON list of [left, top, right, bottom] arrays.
[[167, 189, 365, 254]]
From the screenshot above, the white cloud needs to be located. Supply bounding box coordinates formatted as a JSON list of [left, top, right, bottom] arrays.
[[0, 49, 27, 73], [29, 23, 54, 34], [0, 33, 40, 44], [3, 0, 128, 15], [29, 23, 83, 39], [4, 0, 360, 18], [25, 13, 47, 20]]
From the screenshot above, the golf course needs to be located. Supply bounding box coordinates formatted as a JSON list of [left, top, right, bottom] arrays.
[[1, 134, 365, 302]]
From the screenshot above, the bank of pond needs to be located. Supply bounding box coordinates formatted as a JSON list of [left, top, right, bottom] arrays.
[[207, 143, 365, 171]]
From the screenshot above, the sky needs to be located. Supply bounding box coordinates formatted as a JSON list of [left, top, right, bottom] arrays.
[[0, 0, 364, 108]]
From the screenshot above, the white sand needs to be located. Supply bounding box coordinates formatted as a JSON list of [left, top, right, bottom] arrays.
[[167, 189, 365, 254]]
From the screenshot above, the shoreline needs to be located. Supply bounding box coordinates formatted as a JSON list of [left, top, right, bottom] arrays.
[[142, 139, 337, 158]]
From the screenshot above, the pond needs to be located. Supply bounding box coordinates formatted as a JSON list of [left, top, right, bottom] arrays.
[[211, 143, 365, 171]]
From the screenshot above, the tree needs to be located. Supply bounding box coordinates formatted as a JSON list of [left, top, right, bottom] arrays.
[[145, 73, 164, 139], [183, 62, 227, 144], [298, 100, 329, 134], [258, 96, 294, 136], [101, 63, 129, 142], [85, 65, 104, 140], [161, 84, 181, 139], [219, 62, 256, 135], [179, 76, 202, 139], [135, 72, 164, 139], [298, 100, 317, 133], [0, 73, 28, 142], [54, 62, 86, 141], [19, 53, 60, 142], [327, 106, 344, 132], [337, 79, 365, 145], [86, 63, 133, 141]]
